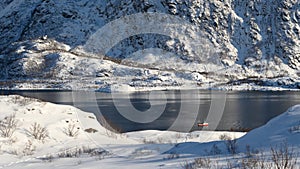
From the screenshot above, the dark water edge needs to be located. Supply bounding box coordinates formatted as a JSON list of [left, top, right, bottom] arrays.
[[0, 89, 299, 132]]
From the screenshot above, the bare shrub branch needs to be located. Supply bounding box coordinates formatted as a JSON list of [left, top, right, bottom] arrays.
[[64, 123, 80, 137], [28, 122, 49, 141], [0, 113, 18, 137], [271, 143, 298, 169], [22, 140, 36, 156]]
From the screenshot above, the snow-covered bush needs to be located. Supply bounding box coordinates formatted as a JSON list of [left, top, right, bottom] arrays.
[[22, 140, 36, 156], [193, 157, 211, 168], [11, 95, 36, 106], [0, 113, 18, 138], [270, 143, 298, 169], [164, 153, 180, 160], [28, 122, 49, 141], [181, 157, 212, 169], [63, 123, 80, 137], [240, 156, 261, 169], [57, 146, 108, 159]]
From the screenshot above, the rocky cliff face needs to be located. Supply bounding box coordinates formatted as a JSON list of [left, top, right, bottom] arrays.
[[0, 0, 299, 89]]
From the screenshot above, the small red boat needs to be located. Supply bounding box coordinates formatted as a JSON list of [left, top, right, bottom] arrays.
[[197, 122, 209, 127]]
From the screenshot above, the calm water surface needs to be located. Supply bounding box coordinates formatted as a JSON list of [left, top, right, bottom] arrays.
[[1, 90, 299, 132]]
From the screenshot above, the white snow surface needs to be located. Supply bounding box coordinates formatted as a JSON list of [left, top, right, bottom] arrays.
[[0, 95, 299, 168]]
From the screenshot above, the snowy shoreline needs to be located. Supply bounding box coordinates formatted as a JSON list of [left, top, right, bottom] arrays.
[[1, 83, 300, 93], [0, 95, 299, 168]]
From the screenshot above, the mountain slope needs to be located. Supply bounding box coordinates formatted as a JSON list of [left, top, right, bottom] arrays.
[[0, 0, 299, 90]]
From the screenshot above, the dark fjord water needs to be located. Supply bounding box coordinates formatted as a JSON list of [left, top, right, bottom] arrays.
[[1, 90, 299, 132]]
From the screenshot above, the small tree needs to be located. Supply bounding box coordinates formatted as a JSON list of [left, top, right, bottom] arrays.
[[0, 114, 18, 137]]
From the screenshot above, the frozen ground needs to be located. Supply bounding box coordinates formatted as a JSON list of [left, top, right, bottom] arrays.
[[0, 95, 299, 168]]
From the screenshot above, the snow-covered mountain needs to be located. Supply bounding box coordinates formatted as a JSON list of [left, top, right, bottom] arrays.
[[0, 0, 299, 90]]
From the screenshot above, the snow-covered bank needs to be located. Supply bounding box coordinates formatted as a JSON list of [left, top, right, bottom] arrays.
[[168, 105, 300, 155], [0, 95, 299, 168], [0, 95, 244, 168], [237, 105, 300, 149]]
